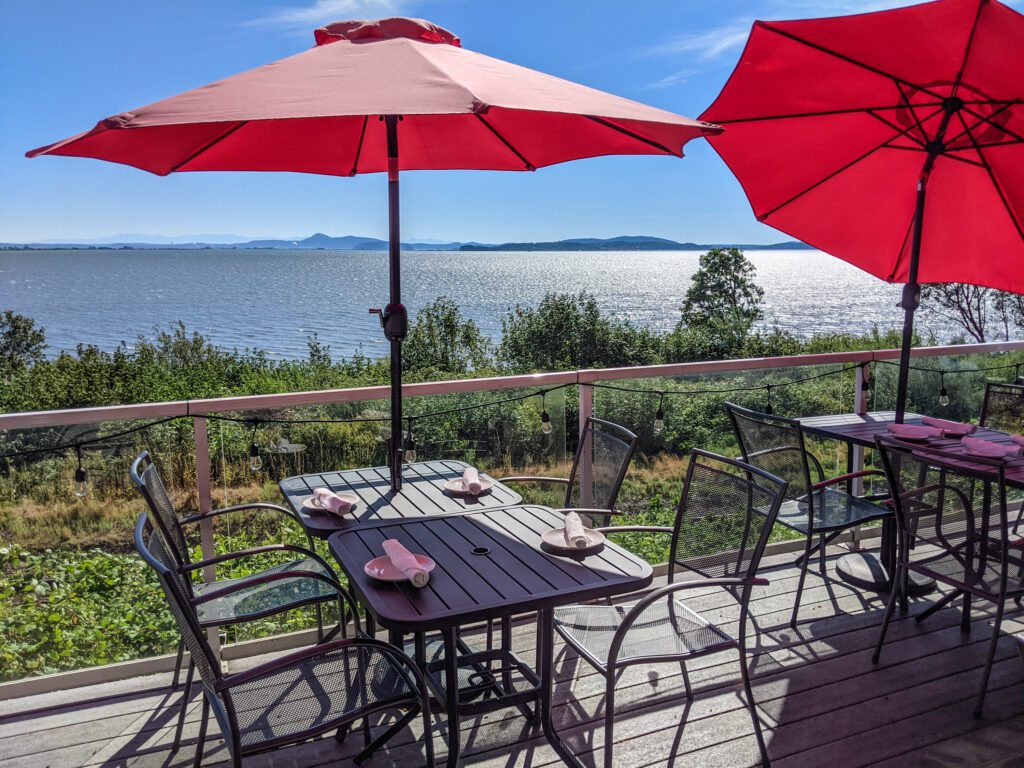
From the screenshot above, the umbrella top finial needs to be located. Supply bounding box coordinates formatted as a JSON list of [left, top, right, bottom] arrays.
[[314, 17, 461, 47]]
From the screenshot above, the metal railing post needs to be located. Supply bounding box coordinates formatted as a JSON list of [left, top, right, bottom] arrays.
[[193, 416, 220, 659], [578, 382, 594, 507]]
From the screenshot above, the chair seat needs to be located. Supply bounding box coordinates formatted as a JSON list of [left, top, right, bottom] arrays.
[[774, 487, 889, 534], [554, 597, 734, 668], [908, 545, 1024, 599], [193, 557, 337, 626], [230, 643, 416, 752]]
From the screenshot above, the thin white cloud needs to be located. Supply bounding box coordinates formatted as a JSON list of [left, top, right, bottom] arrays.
[[642, 68, 700, 91], [648, 20, 753, 63], [249, 0, 405, 28]]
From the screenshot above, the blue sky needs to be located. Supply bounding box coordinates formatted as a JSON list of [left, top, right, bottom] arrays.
[[0, 0, 951, 244]]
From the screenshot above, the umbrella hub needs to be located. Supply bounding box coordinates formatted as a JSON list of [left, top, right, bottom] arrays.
[[314, 17, 461, 47]]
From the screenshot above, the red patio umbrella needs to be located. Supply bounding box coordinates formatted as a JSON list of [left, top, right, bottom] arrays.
[[700, 0, 1024, 421], [29, 17, 719, 489]]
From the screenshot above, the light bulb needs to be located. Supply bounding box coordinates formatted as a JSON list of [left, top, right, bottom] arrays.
[[764, 402, 774, 415], [249, 443, 263, 472], [939, 386, 950, 407], [74, 466, 88, 498], [654, 408, 665, 435], [540, 410, 553, 435], [404, 446, 417, 463]]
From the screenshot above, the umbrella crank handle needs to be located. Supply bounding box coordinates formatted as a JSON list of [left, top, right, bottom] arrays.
[[369, 304, 408, 342]]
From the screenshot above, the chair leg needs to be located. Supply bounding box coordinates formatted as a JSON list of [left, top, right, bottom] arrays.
[[679, 660, 693, 700], [974, 598, 1007, 719], [916, 588, 962, 623], [818, 534, 827, 575], [603, 671, 616, 768], [872, 565, 902, 665], [1013, 499, 1024, 535], [193, 696, 209, 768], [739, 647, 771, 767], [315, 601, 325, 642], [170, 639, 185, 690], [961, 592, 973, 634], [173, 660, 195, 751], [354, 707, 420, 765], [790, 536, 814, 629]]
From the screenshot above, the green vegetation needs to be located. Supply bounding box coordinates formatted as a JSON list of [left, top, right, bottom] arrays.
[[2, 248, 1022, 680]]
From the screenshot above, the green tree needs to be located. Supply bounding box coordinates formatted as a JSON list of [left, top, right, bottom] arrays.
[[403, 297, 492, 374], [0, 312, 46, 373], [499, 292, 663, 372]]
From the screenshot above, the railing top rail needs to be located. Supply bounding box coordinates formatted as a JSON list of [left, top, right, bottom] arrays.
[[2, 340, 1022, 431]]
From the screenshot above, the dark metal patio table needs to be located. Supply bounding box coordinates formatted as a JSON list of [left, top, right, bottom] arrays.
[[328, 504, 654, 768], [798, 411, 1024, 593], [279, 460, 522, 538]]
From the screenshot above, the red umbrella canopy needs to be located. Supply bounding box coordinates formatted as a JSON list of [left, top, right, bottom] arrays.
[[28, 17, 719, 175], [700, 0, 1024, 294]]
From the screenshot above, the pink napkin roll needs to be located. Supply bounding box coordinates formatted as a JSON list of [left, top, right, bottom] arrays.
[[961, 436, 1023, 459], [381, 539, 430, 587], [1011, 434, 1024, 446], [462, 466, 482, 495], [921, 416, 977, 436], [563, 511, 589, 549], [312, 487, 353, 516], [887, 423, 942, 440]]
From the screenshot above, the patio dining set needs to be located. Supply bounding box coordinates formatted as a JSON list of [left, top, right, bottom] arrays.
[[129, 381, 1024, 768]]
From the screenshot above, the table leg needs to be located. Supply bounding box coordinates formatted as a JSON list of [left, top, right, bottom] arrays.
[[441, 626, 461, 768], [538, 608, 586, 768], [835, 518, 933, 596]]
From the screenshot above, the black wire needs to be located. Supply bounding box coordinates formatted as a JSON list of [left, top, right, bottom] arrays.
[[0, 416, 180, 461], [874, 359, 1021, 375], [585, 364, 862, 397]]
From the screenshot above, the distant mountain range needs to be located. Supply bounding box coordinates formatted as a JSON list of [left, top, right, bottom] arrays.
[[1, 233, 812, 252]]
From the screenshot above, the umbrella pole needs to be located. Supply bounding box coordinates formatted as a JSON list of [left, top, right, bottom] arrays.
[[894, 176, 925, 424], [384, 115, 408, 491]]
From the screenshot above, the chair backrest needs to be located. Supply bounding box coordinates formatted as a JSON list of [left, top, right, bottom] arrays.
[[726, 402, 813, 505], [874, 436, 1011, 574], [668, 449, 788, 587], [131, 451, 191, 568], [980, 382, 1024, 434], [134, 512, 223, 691], [566, 417, 638, 510]]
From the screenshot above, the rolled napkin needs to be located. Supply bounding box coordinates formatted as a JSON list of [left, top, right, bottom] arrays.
[[311, 487, 353, 515], [887, 423, 942, 440], [921, 416, 977, 436], [381, 539, 430, 587], [961, 435, 1024, 459], [563, 511, 589, 549], [1012, 434, 1024, 446], [462, 466, 482, 495]]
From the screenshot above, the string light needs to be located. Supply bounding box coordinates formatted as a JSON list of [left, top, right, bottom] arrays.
[[248, 421, 263, 472], [764, 385, 774, 415], [540, 391, 552, 435], [653, 392, 666, 435], [73, 446, 88, 498], [403, 417, 417, 463], [938, 372, 950, 407]]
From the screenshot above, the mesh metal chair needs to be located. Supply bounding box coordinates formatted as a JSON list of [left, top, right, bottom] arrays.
[[980, 382, 1024, 533], [135, 514, 434, 768], [551, 450, 787, 768], [501, 417, 638, 524], [726, 402, 891, 627], [131, 452, 348, 743], [872, 436, 1024, 718]]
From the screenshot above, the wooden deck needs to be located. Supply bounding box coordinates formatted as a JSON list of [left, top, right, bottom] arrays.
[[1, 547, 1022, 768]]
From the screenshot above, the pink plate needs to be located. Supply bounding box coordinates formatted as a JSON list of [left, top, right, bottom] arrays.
[[364, 554, 436, 582]]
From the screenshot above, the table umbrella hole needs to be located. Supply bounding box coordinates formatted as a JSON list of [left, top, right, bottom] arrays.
[[471, 546, 491, 556]]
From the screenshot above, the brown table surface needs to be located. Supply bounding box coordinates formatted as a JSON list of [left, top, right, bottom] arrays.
[[328, 504, 654, 634], [278, 460, 522, 537], [798, 411, 1024, 488]]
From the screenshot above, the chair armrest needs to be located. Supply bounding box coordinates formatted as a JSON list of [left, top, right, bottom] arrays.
[[552, 507, 627, 518], [179, 502, 299, 527], [218, 637, 429, 705], [812, 469, 885, 491], [191, 568, 341, 606], [595, 525, 673, 535], [180, 543, 330, 573], [608, 577, 769, 665], [498, 476, 571, 486]]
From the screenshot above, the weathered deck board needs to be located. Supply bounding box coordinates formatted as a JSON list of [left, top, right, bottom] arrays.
[[0, 548, 1021, 768]]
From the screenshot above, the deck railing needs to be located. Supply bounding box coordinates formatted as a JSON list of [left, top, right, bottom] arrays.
[[2, 339, 1023, 695]]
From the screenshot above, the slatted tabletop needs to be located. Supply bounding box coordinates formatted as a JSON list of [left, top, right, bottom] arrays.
[[799, 411, 1024, 489], [328, 505, 654, 634], [279, 460, 523, 537]]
